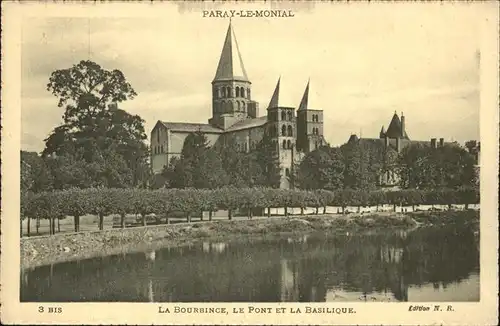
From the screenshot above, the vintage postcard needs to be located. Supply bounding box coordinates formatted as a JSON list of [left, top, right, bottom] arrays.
[[1, 1, 499, 325]]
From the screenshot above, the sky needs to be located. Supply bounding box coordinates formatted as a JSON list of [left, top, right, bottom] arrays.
[[21, 2, 484, 152]]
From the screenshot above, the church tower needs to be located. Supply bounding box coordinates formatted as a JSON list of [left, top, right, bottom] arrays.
[[266, 78, 296, 189], [296, 80, 324, 153], [209, 21, 258, 130]]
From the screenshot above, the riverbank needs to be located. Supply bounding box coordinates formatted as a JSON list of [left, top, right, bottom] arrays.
[[21, 210, 479, 269]]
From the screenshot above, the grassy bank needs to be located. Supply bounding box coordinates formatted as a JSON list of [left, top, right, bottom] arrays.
[[21, 210, 479, 269]]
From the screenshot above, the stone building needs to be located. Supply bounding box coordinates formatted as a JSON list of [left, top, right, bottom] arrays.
[[347, 111, 458, 188], [150, 22, 326, 188]]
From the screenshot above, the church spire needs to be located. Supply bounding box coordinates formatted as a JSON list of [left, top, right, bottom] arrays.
[[298, 79, 310, 111], [268, 77, 281, 109], [213, 21, 249, 82]]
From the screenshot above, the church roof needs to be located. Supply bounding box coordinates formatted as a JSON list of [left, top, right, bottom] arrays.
[[298, 79, 321, 111], [267, 77, 297, 109], [213, 22, 249, 82], [225, 116, 268, 132], [385, 112, 409, 139], [159, 121, 224, 133]]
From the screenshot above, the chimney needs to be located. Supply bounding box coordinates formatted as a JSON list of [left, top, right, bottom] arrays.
[[396, 137, 401, 152], [400, 112, 405, 138], [431, 138, 437, 148], [439, 138, 444, 147]]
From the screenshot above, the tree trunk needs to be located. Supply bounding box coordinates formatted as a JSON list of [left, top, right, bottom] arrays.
[[27, 217, 31, 237], [57, 218, 60, 233], [393, 204, 396, 212], [323, 206, 327, 214], [342, 206, 345, 214], [209, 211, 213, 222], [465, 203, 469, 210], [357, 206, 361, 213], [51, 217, 56, 235], [99, 213, 104, 231], [448, 203, 452, 210], [249, 208, 253, 220], [376, 204, 379, 212], [36, 217, 40, 235], [120, 213, 125, 229], [200, 210, 204, 221], [300, 207, 304, 215], [187, 213, 191, 223], [315, 206, 319, 215], [285, 206, 288, 217], [74, 215, 80, 233], [228, 209, 232, 220], [412, 205, 415, 211], [267, 207, 271, 218]]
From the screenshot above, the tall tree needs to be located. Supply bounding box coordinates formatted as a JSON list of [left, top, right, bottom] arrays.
[[295, 146, 344, 190], [43, 60, 149, 188]]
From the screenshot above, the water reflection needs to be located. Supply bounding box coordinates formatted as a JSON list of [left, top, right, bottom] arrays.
[[21, 226, 479, 302]]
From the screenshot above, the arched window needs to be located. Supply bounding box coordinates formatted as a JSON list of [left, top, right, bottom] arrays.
[[287, 140, 291, 149], [226, 86, 231, 98], [244, 142, 247, 152], [247, 88, 251, 99], [281, 111, 286, 121], [237, 101, 241, 111], [241, 101, 246, 112], [241, 88, 245, 98], [282, 140, 287, 149], [221, 88, 226, 98], [285, 168, 290, 177], [229, 101, 234, 112], [281, 125, 287, 136], [287, 111, 292, 121], [236, 87, 240, 97], [287, 125, 293, 137]]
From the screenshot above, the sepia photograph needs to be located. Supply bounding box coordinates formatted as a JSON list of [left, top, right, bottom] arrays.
[[2, 1, 498, 325]]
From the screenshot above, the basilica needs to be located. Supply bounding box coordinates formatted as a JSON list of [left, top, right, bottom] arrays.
[[150, 22, 326, 189]]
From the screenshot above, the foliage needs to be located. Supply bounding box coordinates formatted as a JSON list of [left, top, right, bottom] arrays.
[[398, 143, 477, 189], [42, 60, 149, 189]]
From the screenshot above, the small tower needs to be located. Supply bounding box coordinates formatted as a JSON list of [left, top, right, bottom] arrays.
[[296, 80, 324, 153], [379, 126, 386, 138], [209, 21, 256, 130], [266, 77, 296, 189]]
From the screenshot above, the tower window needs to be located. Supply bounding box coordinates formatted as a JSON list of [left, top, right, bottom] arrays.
[[247, 88, 251, 99], [242, 101, 246, 112], [282, 140, 287, 149], [221, 88, 226, 98], [287, 111, 292, 121], [236, 87, 240, 97], [281, 111, 286, 121], [281, 125, 286, 136], [237, 101, 241, 111], [285, 168, 290, 177], [287, 140, 291, 149], [229, 101, 234, 112], [241, 88, 245, 98], [287, 125, 293, 137], [227, 86, 231, 98]]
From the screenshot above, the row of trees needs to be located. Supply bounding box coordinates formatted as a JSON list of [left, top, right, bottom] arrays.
[[293, 140, 478, 191], [21, 187, 479, 235]]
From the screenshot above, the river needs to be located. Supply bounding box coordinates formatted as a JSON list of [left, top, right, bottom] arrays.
[[21, 225, 479, 302]]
